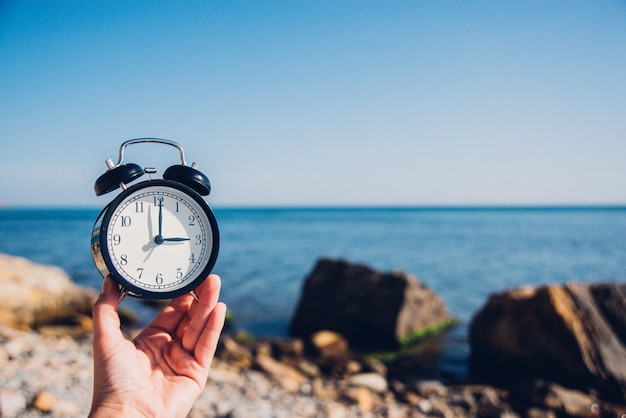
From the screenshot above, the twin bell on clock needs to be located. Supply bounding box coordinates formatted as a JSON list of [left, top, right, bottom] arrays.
[[91, 138, 220, 300]]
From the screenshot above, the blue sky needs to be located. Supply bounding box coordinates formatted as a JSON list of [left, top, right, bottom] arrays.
[[1, 1, 625, 207]]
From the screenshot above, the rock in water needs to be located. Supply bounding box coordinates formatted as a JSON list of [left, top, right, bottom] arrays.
[[0, 253, 97, 330], [289, 258, 455, 350], [469, 282, 626, 402]]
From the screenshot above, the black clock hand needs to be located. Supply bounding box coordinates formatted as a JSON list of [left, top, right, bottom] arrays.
[[162, 237, 191, 242], [158, 200, 163, 237], [153, 200, 165, 245]]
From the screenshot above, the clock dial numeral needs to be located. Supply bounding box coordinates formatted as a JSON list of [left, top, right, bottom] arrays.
[[135, 202, 144, 213], [120, 254, 128, 265], [112, 234, 121, 245], [137, 268, 144, 279], [156, 273, 163, 284], [188, 215, 195, 226], [121, 216, 132, 227]]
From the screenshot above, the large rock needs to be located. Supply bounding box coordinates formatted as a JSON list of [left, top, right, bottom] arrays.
[[289, 258, 455, 350], [469, 282, 626, 402], [0, 253, 97, 330]]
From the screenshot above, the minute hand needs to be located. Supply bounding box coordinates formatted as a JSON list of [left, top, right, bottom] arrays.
[[162, 237, 191, 242]]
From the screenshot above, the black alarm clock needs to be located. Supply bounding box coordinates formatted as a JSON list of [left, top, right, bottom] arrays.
[[91, 138, 219, 300]]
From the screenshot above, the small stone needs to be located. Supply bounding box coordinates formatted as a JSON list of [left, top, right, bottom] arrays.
[[310, 330, 349, 358], [540, 382, 597, 417], [430, 398, 460, 418], [272, 337, 304, 358], [415, 379, 448, 397], [33, 390, 55, 412], [254, 354, 307, 393], [253, 339, 273, 357], [3, 337, 32, 359], [345, 360, 362, 374], [448, 389, 475, 412], [0, 389, 27, 417], [312, 377, 338, 400], [477, 387, 515, 418], [53, 400, 81, 417], [347, 372, 388, 394], [344, 386, 375, 412], [296, 358, 321, 378], [417, 398, 432, 414], [219, 336, 253, 369], [526, 408, 557, 418], [404, 391, 421, 406]]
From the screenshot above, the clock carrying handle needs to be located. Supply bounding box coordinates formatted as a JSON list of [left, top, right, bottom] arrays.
[[114, 138, 188, 167]]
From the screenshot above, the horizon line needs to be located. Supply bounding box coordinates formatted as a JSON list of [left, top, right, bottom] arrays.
[[3, 203, 626, 211]]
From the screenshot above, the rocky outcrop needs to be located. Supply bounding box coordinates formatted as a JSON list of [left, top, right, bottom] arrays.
[[469, 282, 626, 402], [289, 258, 455, 350], [0, 253, 97, 331]]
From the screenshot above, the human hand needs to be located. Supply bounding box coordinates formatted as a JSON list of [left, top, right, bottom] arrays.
[[89, 275, 226, 418]]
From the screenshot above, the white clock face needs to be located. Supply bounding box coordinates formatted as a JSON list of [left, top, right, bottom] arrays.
[[103, 184, 216, 294]]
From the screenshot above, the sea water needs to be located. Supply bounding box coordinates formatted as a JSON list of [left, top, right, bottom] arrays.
[[1, 206, 625, 379]]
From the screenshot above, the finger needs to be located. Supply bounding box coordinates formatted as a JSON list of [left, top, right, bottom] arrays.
[[144, 292, 194, 336], [173, 311, 191, 341], [92, 276, 123, 350], [181, 274, 222, 352], [194, 301, 226, 368], [172, 292, 207, 341]]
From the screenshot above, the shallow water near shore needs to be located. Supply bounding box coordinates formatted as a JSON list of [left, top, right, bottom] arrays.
[[2, 206, 626, 381]]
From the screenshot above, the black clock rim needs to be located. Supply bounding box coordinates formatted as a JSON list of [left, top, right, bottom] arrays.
[[99, 179, 220, 300]]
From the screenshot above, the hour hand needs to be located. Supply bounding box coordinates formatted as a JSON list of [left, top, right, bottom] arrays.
[[144, 245, 156, 262], [142, 205, 154, 250], [162, 237, 191, 242]]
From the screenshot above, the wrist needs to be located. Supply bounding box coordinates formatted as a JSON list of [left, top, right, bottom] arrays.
[[89, 401, 148, 418]]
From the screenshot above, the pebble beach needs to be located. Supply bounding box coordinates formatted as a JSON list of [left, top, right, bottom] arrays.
[[3, 323, 624, 418], [0, 325, 421, 417]]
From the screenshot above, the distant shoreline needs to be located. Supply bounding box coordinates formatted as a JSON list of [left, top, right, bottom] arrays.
[[2, 204, 626, 212]]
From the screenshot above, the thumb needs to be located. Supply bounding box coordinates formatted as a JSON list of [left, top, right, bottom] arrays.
[[92, 276, 123, 347]]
